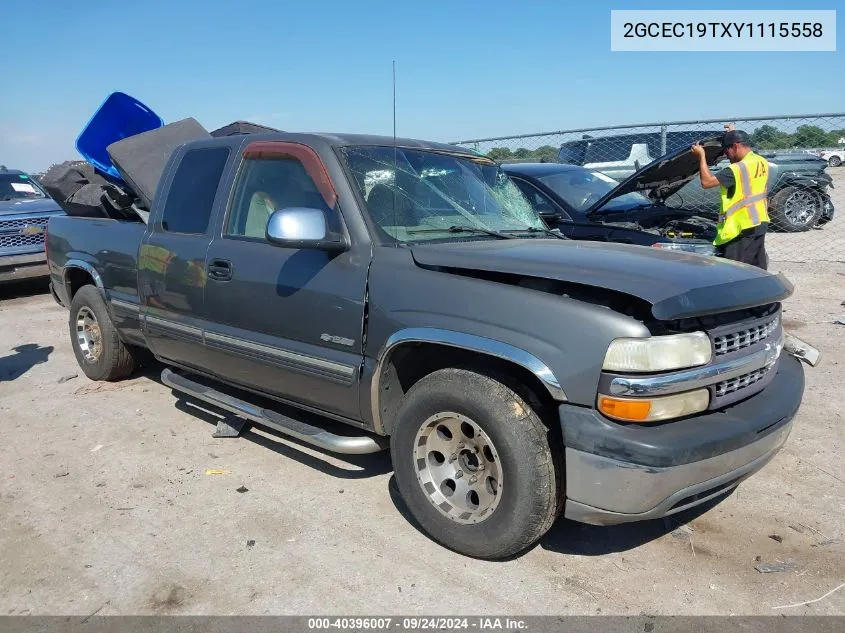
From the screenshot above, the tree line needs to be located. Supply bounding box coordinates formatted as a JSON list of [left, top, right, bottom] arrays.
[[481, 124, 845, 162]]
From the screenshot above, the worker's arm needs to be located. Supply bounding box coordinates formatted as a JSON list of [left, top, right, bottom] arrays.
[[691, 143, 721, 189]]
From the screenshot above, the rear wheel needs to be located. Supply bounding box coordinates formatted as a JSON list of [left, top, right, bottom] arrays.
[[829, 156, 842, 168], [769, 186, 824, 232], [390, 368, 562, 559], [69, 285, 136, 381]]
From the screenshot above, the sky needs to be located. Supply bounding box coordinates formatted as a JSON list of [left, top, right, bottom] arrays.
[[1, 0, 843, 172]]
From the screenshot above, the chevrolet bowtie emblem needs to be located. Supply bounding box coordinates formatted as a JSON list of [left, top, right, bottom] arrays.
[[22, 225, 44, 235]]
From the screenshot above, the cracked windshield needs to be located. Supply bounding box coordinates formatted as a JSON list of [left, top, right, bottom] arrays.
[[342, 146, 547, 242]]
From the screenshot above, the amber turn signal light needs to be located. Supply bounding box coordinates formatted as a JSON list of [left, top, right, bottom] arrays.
[[598, 396, 651, 422], [598, 389, 710, 423]]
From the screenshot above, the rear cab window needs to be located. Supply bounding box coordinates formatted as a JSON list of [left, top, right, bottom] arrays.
[[160, 147, 231, 234]]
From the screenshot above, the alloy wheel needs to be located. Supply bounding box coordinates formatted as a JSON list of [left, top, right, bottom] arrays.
[[413, 412, 503, 525], [75, 306, 103, 362], [783, 190, 821, 228]]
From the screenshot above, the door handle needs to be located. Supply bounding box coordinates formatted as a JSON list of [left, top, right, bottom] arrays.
[[208, 259, 233, 281]]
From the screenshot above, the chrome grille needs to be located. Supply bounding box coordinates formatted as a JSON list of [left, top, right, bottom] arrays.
[[0, 216, 50, 250], [714, 366, 772, 397], [713, 316, 779, 356], [0, 216, 50, 231], [0, 232, 45, 248]]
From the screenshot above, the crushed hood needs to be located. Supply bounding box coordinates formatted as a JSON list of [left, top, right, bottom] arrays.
[[586, 134, 725, 213], [0, 198, 64, 217], [410, 239, 792, 321]]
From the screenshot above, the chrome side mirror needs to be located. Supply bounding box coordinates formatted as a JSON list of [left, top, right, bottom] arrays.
[[265, 207, 346, 252]]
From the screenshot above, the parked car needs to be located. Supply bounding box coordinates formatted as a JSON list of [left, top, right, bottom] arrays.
[[47, 130, 806, 560], [503, 137, 722, 256], [819, 148, 844, 167], [0, 166, 65, 285], [558, 132, 835, 232]]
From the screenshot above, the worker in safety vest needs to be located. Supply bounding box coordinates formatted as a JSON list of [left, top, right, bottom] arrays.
[[691, 129, 770, 270]]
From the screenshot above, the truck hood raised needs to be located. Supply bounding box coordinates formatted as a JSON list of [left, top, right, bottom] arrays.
[[0, 198, 64, 217], [586, 134, 725, 213], [410, 239, 792, 321]]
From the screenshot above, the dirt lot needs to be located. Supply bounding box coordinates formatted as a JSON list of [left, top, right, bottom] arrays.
[[1, 179, 844, 616]]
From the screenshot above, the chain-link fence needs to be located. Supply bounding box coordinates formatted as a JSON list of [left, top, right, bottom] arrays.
[[452, 114, 845, 264]]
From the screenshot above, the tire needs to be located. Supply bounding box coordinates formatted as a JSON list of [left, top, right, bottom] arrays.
[[768, 186, 824, 233], [829, 156, 842, 168], [390, 368, 562, 560], [69, 285, 136, 381]]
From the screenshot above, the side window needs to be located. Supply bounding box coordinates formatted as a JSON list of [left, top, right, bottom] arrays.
[[225, 158, 331, 239], [161, 147, 230, 234], [558, 141, 587, 165], [585, 138, 633, 164], [512, 179, 571, 220]]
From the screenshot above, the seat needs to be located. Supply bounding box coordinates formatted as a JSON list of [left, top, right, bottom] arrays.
[[244, 191, 275, 238]]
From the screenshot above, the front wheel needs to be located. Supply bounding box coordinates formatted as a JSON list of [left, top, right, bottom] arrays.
[[390, 368, 562, 559], [769, 186, 824, 232]]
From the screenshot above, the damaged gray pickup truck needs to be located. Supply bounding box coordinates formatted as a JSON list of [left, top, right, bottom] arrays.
[[46, 132, 808, 559]]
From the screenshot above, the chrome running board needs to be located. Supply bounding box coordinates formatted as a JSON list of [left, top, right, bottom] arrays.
[[161, 368, 388, 454]]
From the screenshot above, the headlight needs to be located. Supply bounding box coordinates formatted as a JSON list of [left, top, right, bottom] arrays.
[[651, 241, 716, 256], [603, 332, 712, 372], [598, 389, 710, 423]]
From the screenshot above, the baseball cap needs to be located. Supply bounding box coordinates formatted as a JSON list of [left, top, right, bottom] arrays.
[[722, 130, 751, 148]]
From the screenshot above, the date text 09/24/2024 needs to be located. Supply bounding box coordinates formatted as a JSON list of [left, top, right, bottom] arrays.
[[307, 618, 528, 630]]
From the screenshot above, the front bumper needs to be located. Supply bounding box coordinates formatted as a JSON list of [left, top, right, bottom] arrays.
[[561, 353, 804, 525], [0, 252, 49, 284]]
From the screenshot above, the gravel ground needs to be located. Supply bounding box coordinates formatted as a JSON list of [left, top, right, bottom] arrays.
[[1, 179, 843, 617]]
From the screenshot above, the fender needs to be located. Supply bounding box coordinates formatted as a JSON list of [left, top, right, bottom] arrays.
[[369, 327, 567, 435], [62, 259, 106, 301], [774, 171, 833, 192]]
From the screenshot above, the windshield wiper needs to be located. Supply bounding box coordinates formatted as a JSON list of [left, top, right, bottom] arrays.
[[502, 226, 569, 240], [406, 225, 513, 239]]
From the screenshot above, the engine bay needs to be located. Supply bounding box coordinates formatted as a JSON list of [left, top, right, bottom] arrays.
[[596, 207, 717, 241]]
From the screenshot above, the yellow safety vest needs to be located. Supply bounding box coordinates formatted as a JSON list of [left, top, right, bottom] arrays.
[[714, 151, 770, 246]]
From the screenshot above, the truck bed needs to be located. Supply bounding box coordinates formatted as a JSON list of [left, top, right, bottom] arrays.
[[48, 215, 147, 346]]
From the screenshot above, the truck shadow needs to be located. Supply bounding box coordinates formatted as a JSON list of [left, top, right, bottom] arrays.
[[0, 343, 54, 382], [539, 492, 732, 556], [387, 473, 732, 559], [136, 361, 392, 480], [0, 278, 50, 300]]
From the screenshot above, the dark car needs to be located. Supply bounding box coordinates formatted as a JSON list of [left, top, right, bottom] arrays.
[[504, 139, 723, 256]]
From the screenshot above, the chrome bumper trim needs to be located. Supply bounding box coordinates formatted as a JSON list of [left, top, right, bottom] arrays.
[[0, 252, 49, 282], [563, 421, 792, 524]]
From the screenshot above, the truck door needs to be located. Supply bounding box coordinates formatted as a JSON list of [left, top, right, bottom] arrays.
[[202, 142, 367, 421], [137, 144, 235, 371]]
